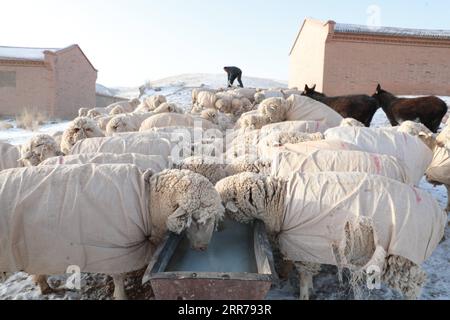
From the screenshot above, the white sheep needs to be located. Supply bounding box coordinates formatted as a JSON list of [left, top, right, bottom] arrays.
[[139, 113, 219, 132], [153, 102, 184, 115], [106, 113, 155, 135], [78, 108, 89, 117], [69, 135, 172, 159], [216, 172, 446, 300], [196, 91, 218, 110], [0, 142, 22, 170], [175, 156, 227, 184], [106, 98, 141, 113], [325, 127, 433, 186], [192, 88, 216, 104], [341, 118, 365, 128], [143, 95, 167, 112], [109, 105, 127, 115], [397, 121, 433, 137], [97, 115, 115, 132], [40, 153, 169, 173], [19, 134, 63, 166], [426, 145, 450, 212], [87, 108, 108, 119], [236, 112, 269, 131], [0, 166, 225, 300], [61, 117, 105, 154], [258, 97, 289, 123], [260, 120, 329, 135]]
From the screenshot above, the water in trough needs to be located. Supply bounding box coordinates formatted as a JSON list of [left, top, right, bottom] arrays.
[[165, 219, 258, 273]]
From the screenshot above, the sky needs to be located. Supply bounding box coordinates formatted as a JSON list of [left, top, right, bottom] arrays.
[[1, 0, 449, 87]]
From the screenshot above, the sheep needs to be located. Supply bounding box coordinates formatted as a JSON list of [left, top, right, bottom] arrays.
[[110, 105, 127, 115], [97, 115, 115, 131], [258, 98, 289, 124], [397, 121, 433, 137], [0, 166, 225, 300], [237, 112, 269, 131], [192, 88, 216, 104], [325, 127, 434, 186], [426, 145, 450, 212], [254, 92, 266, 104], [260, 121, 329, 135], [229, 88, 257, 102], [216, 172, 446, 300], [139, 113, 220, 132], [258, 132, 324, 151], [282, 89, 303, 99], [341, 118, 365, 128], [225, 157, 272, 176], [143, 95, 167, 111], [436, 122, 450, 148], [254, 90, 285, 104], [19, 134, 63, 166], [175, 156, 227, 184], [40, 153, 169, 173], [196, 91, 218, 110], [51, 131, 64, 147], [106, 113, 155, 135], [87, 108, 108, 119], [0, 142, 22, 170], [78, 108, 89, 117], [60, 117, 105, 154], [69, 135, 172, 159], [198, 109, 235, 132], [153, 102, 184, 115], [106, 98, 141, 113]]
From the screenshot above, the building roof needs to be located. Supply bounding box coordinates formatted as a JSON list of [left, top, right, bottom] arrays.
[[0, 46, 61, 61], [290, 19, 450, 55], [0, 44, 97, 71], [334, 23, 450, 40]]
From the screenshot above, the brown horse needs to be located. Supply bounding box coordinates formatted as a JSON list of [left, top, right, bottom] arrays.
[[372, 84, 447, 133], [302, 85, 379, 127]]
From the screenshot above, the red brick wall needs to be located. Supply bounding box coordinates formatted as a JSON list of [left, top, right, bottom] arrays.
[[323, 37, 450, 96]]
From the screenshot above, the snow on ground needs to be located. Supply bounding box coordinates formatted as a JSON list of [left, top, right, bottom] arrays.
[[0, 119, 70, 146], [0, 78, 449, 300]]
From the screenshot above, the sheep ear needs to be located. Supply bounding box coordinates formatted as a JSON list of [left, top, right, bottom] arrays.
[[167, 207, 192, 234], [226, 201, 239, 213]]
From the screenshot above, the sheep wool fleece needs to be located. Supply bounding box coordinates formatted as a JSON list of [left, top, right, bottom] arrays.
[[426, 146, 450, 185], [0, 143, 20, 171], [278, 172, 446, 267], [0, 164, 152, 275]]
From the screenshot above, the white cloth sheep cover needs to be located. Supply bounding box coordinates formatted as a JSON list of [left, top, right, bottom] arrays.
[[279, 172, 446, 267], [286, 95, 343, 128], [140, 114, 219, 132], [0, 143, 21, 171], [260, 121, 329, 135], [69, 136, 172, 159], [324, 127, 433, 185], [0, 164, 152, 275], [426, 146, 450, 185], [40, 153, 169, 173], [280, 140, 361, 153], [272, 150, 410, 184]]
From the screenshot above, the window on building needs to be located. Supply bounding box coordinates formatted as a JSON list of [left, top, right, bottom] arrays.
[[0, 71, 16, 88]]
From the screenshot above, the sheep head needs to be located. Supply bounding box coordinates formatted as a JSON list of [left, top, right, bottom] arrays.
[[258, 97, 288, 123], [201, 109, 219, 125], [149, 169, 225, 251], [20, 134, 62, 166], [61, 117, 104, 154], [78, 108, 89, 117]]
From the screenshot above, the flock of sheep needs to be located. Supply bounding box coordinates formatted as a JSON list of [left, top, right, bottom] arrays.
[[0, 85, 449, 300]]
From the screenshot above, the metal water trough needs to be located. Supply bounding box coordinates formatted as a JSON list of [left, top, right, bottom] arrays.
[[143, 220, 277, 300]]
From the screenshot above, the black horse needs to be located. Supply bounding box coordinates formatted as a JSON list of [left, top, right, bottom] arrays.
[[302, 85, 379, 127], [372, 84, 448, 133]]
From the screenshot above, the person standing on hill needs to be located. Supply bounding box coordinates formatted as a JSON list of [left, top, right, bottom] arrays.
[[224, 66, 244, 88]]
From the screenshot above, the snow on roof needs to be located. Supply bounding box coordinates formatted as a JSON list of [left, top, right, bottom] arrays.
[[0, 46, 62, 61], [334, 23, 450, 40]]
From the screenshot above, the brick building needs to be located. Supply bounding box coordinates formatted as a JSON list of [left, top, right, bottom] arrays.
[[289, 18, 450, 96], [0, 45, 97, 119]]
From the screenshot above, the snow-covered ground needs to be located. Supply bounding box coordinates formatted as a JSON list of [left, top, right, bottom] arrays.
[[0, 75, 449, 300]]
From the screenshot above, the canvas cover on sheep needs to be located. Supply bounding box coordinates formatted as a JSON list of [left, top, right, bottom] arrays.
[[276, 172, 446, 267], [0, 164, 152, 275], [271, 150, 410, 184], [324, 127, 433, 185], [0, 142, 21, 170]]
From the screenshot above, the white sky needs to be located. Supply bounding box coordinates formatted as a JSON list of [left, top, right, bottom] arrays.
[[1, 0, 449, 87]]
